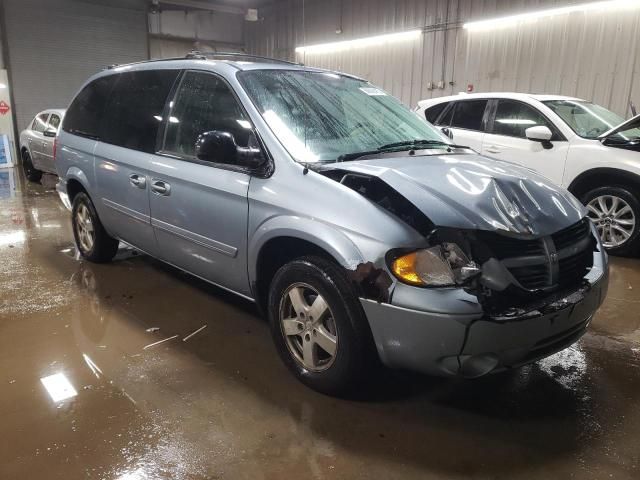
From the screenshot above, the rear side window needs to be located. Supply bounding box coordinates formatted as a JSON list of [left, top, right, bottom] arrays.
[[48, 114, 61, 132], [163, 71, 251, 160], [450, 100, 488, 131], [101, 70, 179, 153], [32, 113, 49, 133], [63, 76, 116, 139], [492, 100, 555, 139], [424, 102, 449, 124]]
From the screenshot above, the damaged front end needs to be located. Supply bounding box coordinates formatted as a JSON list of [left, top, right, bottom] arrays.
[[429, 219, 598, 319], [315, 156, 608, 377], [318, 163, 600, 319]]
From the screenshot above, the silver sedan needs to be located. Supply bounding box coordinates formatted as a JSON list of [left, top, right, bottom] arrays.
[[19, 108, 65, 181]]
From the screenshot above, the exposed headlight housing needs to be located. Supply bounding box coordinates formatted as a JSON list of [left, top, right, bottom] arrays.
[[390, 243, 480, 287]]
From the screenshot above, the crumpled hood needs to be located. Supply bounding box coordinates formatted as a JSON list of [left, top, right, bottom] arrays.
[[324, 153, 586, 236]]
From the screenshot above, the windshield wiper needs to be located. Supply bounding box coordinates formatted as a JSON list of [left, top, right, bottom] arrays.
[[337, 139, 468, 162], [377, 139, 451, 149]]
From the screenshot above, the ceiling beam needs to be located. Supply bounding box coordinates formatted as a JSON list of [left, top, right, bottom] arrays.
[[156, 0, 245, 15]]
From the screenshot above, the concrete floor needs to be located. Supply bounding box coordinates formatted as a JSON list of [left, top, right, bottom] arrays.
[[1, 167, 640, 480]]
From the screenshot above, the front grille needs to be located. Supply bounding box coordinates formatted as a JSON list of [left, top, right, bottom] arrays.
[[487, 236, 545, 259], [552, 219, 591, 251], [558, 248, 593, 287], [478, 219, 594, 291], [509, 263, 549, 290]]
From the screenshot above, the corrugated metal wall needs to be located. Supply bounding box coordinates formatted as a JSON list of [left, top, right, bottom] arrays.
[[3, 0, 148, 130], [246, 0, 640, 116]]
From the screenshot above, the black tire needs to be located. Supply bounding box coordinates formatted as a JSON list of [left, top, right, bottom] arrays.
[[22, 150, 42, 182], [582, 185, 640, 256], [71, 192, 119, 263], [268, 255, 377, 396]]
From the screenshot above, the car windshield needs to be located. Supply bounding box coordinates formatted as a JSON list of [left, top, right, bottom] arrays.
[[238, 69, 449, 163], [543, 99, 629, 139]]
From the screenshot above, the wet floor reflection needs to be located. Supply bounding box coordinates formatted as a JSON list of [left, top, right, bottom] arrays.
[[1, 168, 640, 479]]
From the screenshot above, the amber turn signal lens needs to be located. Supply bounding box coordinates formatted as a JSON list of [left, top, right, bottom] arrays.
[[391, 251, 425, 286]]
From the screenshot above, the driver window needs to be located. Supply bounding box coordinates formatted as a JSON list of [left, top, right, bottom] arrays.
[[163, 71, 252, 160], [493, 100, 553, 138]]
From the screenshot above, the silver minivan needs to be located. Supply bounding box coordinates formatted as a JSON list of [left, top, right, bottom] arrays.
[[56, 53, 609, 395]]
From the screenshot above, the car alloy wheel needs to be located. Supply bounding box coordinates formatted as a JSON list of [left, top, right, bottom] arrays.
[[587, 194, 636, 248], [279, 282, 338, 372], [75, 203, 96, 253]]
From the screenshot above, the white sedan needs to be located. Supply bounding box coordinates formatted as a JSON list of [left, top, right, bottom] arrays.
[[416, 93, 640, 255]]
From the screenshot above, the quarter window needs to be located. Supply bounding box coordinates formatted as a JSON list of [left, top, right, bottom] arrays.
[[163, 71, 252, 160], [492, 100, 554, 139], [101, 70, 179, 153], [63, 75, 116, 139], [424, 102, 449, 124], [450, 100, 488, 131], [32, 113, 49, 133]]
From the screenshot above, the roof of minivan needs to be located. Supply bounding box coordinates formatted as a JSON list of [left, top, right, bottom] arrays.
[[417, 92, 584, 107], [104, 56, 348, 75]]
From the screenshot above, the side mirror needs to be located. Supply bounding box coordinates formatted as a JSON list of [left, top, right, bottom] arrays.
[[43, 128, 57, 138], [195, 130, 267, 170], [525, 125, 553, 149], [441, 127, 453, 139]]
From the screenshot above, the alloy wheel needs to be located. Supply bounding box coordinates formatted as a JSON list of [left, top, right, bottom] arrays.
[[75, 204, 95, 253], [279, 283, 338, 372], [587, 194, 636, 248]]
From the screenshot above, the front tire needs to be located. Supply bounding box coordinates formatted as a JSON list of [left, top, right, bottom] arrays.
[[268, 255, 376, 396], [72, 192, 119, 263], [22, 150, 42, 182], [583, 185, 640, 256]]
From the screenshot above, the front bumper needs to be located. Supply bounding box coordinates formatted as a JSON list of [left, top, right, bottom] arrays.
[[56, 179, 72, 211], [360, 247, 609, 377]]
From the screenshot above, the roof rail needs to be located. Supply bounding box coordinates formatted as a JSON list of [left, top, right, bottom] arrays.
[[185, 51, 300, 65]]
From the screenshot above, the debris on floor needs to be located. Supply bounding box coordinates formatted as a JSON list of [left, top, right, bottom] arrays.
[[142, 335, 179, 350], [182, 325, 207, 342]]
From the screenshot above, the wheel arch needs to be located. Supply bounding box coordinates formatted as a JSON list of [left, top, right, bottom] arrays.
[[64, 167, 92, 203], [568, 168, 640, 199], [249, 220, 365, 313]]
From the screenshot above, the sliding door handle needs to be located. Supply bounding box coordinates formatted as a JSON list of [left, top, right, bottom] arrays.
[[151, 179, 171, 196], [129, 174, 146, 189]]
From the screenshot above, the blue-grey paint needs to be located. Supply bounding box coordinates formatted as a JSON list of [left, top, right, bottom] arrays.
[[55, 58, 609, 378]]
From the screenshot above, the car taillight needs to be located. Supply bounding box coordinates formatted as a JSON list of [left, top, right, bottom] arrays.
[[53, 138, 57, 162]]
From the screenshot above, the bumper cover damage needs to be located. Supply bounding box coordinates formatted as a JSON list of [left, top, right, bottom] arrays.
[[360, 256, 608, 377]]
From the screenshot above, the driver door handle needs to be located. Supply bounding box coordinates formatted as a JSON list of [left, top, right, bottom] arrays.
[[485, 145, 503, 154], [151, 179, 171, 196], [129, 173, 146, 189]]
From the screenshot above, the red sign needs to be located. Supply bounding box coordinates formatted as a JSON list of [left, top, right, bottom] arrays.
[[0, 101, 9, 115]]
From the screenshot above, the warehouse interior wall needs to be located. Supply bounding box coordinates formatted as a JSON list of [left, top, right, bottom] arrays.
[[2, 0, 149, 132], [246, 0, 640, 117], [148, 7, 246, 58]]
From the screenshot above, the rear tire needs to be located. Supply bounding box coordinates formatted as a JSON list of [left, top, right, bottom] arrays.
[[22, 150, 42, 182], [268, 255, 377, 396], [72, 192, 119, 263], [582, 185, 640, 256]]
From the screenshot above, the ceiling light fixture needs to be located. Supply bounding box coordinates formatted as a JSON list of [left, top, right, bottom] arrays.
[[464, 0, 640, 31], [295, 29, 421, 54]]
